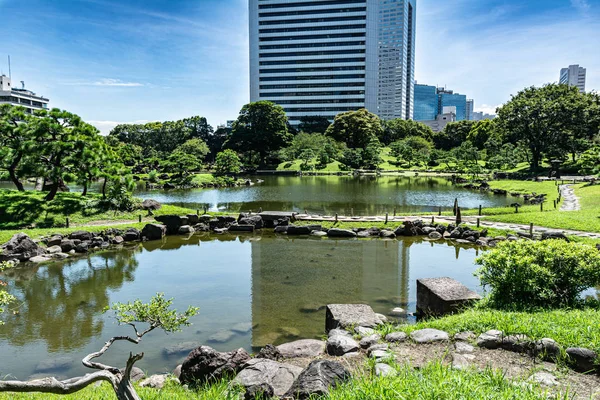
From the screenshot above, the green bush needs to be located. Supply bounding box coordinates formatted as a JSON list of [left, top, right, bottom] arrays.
[[476, 240, 600, 309]]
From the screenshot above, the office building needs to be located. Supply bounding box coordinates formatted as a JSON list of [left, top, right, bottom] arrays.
[[249, 0, 417, 126], [0, 75, 49, 113], [466, 99, 474, 121], [438, 88, 466, 121], [413, 84, 467, 121], [560, 64, 586, 93], [420, 107, 456, 133]]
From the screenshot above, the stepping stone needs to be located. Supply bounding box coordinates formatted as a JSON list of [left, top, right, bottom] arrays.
[[359, 334, 381, 349], [455, 342, 475, 353], [385, 332, 408, 343], [454, 331, 476, 342], [417, 277, 481, 317], [326, 335, 359, 356], [410, 329, 449, 344], [477, 330, 504, 349], [370, 350, 392, 361], [326, 304, 381, 331], [276, 339, 325, 359], [367, 344, 389, 356]]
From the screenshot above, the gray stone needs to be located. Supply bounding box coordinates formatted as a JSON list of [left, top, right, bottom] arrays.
[[238, 215, 264, 229], [327, 228, 357, 238], [179, 346, 251, 385], [35, 357, 74, 373], [274, 226, 288, 234], [311, 230, 328, 237], [186, 214, 200, 225], [410, 329, 449, 344], [234, 359, 303, 397], [534, 338, 561, 361], [370, 350, 392, 361], [328, 329, 352, 338], [354, 326, 375, 337], [286, 225, 312, 235], [140, 374, 169, 389], [385, 332, 408, 343], [231, 322, 253, 334], [244, 383, 274, 400], [375, 313, 388, 324], [207, 330, 235, 344], [389, 307, 405, 316], [417, 277, 481, 317], [142, 223, 167, 240], [172, 365, 182, 379], [164, 341, 202, 356], [155, 215, 186, 235], [451, 353, 472, 370], [178, 225, 195, 235], [326, 304, 381, 331], [326, 335, 359, 356], [566, 347, 597, 373], [277, 339, 325, 359], [123, 229, 140, 242], [60, 239, 76, 253], [454, 331, 476, 342], [118, 366, 145, 382], [29, 255, 52, 263], [455, 342, 475, 353], [367, 344, 389, 356], [428, 231, 443, 240], [477, 330, 504, 349], [284, 360, 351, 400], [69, 231, 93, 241], [51, 253, 69, 260], [142, 199, 162, 211], [375, 363, 397, 377], [112, 236, 125, 245], [46, 245, 62, 254], [529, 371, 558, 387], [359, 334, 381, 349], [229, 224, 255, 233], [47, 235, 63, 247], [501, 334, 531, 353], [379, 230, 396, 239], [0, 233, 46, 262], [257, 344, 283, 361]]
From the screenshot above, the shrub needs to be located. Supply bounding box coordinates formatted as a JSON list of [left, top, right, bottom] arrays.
[[476, 240, 600, 309], [214, 149, 242, 175], [148, 169, 158, 183]]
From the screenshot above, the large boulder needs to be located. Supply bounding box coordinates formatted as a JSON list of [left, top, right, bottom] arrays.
[[155, 215, 186, 235], [179, 346, 250, 385], [123, 228, 141, 242], [325, 304, 381, 331], [238, 215, 264, 230], [141, 199, 162, 211], [286, 225, 313, 235], [141, 224, 167, 241], [326, 335, 359, 356], [59, 239, 75, 253], [234, 359, 303, 397], [69, 231, 93, 241], [0, 233, 46, 262], [327, 229, 357, 238], [46, 235, 63, 247], [394, 221, 420, 237], [284, 360, 351, 400], [277, 339, 326, 359], [566, 347, 597, 373]]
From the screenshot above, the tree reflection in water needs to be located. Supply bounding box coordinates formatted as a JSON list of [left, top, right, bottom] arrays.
[[0, 246, 141, 352]]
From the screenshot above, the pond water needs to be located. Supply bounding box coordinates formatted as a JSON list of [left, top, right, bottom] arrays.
[[133, 175, 519, 215], [0, 234, 484, 380]]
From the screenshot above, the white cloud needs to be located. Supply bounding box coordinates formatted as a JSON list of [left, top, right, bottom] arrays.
[[93, 78, 143, 87], [571, 0, 590, 12], [476, 104, 501, 115], [88, 120, 151, 135]]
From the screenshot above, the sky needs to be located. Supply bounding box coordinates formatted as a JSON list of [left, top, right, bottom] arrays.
[[0, 0, 598, 134]]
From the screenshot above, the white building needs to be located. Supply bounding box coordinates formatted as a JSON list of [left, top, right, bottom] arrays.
[[559, 64, 586, 93], [249, 0, 417, 126], [0, 75, 49, 113], [421, 107, 456, 133], [466, 99, 474, 120]]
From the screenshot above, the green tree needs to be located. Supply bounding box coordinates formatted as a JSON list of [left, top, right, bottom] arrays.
[[214, 149, 242, 175], [299, 148, 316, 170], [298, 115, 331, 134], [390, 136, 432, 167], [383, 119, 433, 145], [183, 116, 213, 142], [341, 148, 363, 169], [362, 137, 383, 169], [325, 109, 383, 149], [226, 101, 292, 166], [0, 105, 31, 191], [280, 132, 343, 161], [468, 119, 498, 150], [433, 120, 477, 150]]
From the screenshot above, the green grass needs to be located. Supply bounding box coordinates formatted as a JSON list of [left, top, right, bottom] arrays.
[[191, 173, 219, 185]]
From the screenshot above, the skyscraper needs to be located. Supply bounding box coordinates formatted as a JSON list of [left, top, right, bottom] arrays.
[[560, 65, 586, 93], [466, 99, 474, 121], [413, 84, 468, 122], [249, 0, 417, 126]]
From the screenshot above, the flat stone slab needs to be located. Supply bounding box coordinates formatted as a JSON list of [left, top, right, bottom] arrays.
[[417, 277, 481, 316], [326, 304, 381, 332], [410, 329, 450, 343], [234, 359, 303, 397], [277, 339, 325, 358]]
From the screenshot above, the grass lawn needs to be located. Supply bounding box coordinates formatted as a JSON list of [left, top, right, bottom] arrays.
[[276, 159, 344, 173]]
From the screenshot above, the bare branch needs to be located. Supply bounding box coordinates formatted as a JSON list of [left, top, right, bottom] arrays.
[[0, 371, 117, 394], [82, 336, 139, 373], [122, 352, 144, 382]]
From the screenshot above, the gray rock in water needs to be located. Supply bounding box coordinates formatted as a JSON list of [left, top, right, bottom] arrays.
[[385, 332, 408, 343], [274, 226, 288, 234], [141, 223, 167, 240], [477, 330, 504, 349], [140, 374, 169, 389], [566, 347, 598, 373], [355, 326, 375, 337], [428, 231, 443, 240], [60, 239, 76, 253], [45, 245, 62, 254], [179, 346, 250, 385], [286, 225, 312, 235], [112, 236, 125, 245], [234, 359, 303, 397], [277, 339, 325, 359], [326, 335, 359, 356], [0, 233, 46, 262], [284, 360, 351, 400], [359, 334, 381, 349], [327, 228, 357, 238], [69, 231, 93, 241], [47, 235, 63, 247], [29, 255, 52, 264], [207, 330, 235, 344], [123, 228, 140, 242], [178, 225, 195, 235], [326, 304, 381, 331], [379, 230, 396, 239], [35, 357, 74, 373], [164, 341, 202, 356], [375, 363, 397, 377], [155, 215, 186, 235], [410, 329, 449, 344], [311, 231, 328, 237], [328, 329, 352, 338]]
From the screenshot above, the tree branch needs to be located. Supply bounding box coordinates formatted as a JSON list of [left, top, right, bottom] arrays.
[[0, 371, 117, 394], [122, 352, 144, 382], [82, 336, 139, 374]]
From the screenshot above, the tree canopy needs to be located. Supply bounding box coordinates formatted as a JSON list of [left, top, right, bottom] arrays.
[[325, 108, 383, 149]]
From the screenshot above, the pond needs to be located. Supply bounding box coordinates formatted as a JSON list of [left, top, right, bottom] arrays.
[[132, 175, 519, 215], [0, 234, 484, 380]]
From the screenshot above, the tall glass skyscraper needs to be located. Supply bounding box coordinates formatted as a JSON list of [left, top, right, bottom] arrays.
[[249, 0, 417, 126], [438, 89, 467, 121], [413, 85, 468, 121]]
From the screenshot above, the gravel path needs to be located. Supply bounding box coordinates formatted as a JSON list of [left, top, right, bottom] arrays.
[[559, 184, 581, 211]]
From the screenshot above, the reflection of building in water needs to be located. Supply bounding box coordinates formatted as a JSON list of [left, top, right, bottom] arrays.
[[250, 238, 410, 349]]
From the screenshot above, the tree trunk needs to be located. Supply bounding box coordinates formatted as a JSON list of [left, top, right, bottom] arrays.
[[44, 181, 60, 201], [82, 182, 88, 197], [102, 177, 108, 199], [530, 149, 540, 171], [8, 153, 24, 191], [115, 378, 141, 400]]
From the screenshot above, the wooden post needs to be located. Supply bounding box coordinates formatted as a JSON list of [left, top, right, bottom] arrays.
[[138, 215, 142, 223], [351, 208, 354, 217], [515, 204, 519, 213], [438, 206, 442, 216], [335, 213, 338, 222], [393, 207, 397, 217], [553, 200, 557, 209], [66, 217, 69, 228], [453, 198, 458, 216], [259, 207, 263, 213], [477, 218, 480, 228], [530, 223, 534, 238], [431, 216, 435, 224], [385, 213, 389, 224], [197, 209, 199, 215], [540, 202, 543, 212], [455, 207, 462, 225], [478, 205, 482, 216]]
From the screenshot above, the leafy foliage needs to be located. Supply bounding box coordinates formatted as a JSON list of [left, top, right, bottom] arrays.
[[0, 262, 15, 325], [476, 240, 600, 309], [214, 149, 242, 175], [297, 115, 331, 134], [383, 118, 434, 144], [325, 108, 383, 149]]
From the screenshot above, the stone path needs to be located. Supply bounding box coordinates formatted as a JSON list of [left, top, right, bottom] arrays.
[[560, 184, 581, 211]]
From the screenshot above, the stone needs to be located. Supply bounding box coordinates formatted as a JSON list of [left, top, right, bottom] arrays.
[[286, 225, 312, 235], [51, 253, 69, 260], [455, 342, 475, 353], [284, 360, 351, 400], [238, 215, 264, 230], [164, 341, 202, 356], [173, 365, 182, 379], [229, 225, 255, 233], [28, 255, 52, 263], [74, 241, 90, 253], [142, 199, 162, 211], [379, 230, 396, 239], [416, 277, 481, 317], [359, 334, 381, 349], [186, 214, 200, 225], [234, 359, 303, 397], [193, 223, 210, 232], [311, 231, 327, 237], [140, 374, 168, 389], [367, 344, 389, 356], [179, 346, 251, 385], [325, 304, 381, 331], [141, 223, 167, 240], [529, 372, 558, 387], [123, 367, 146, 383], [533, 338, 561, 361], [451, 353, 472, 370], [477, 330, 504, 349], [277, 339, 325, 359], [244, 383, 274, 400], [428, 231, 443, 240], [207, 330, 235, 344], [389, 307, 405, 316], [327, 228, 357, 238], [326, 335, 359, 356], [35, 357, 74, 373], [566, 347, 597, 373], [385, 332, 408, 343], [410, 329, 449, 344], [60, 239, 75, 253], [155, 215, 186, 235], [375, 313, 388, 324], [328, 329, 352, 338], [375, 363, 397, 377], [454, 331, 476, 342], [257, 344, 283, 361], [542, 232, 570, 242], [274, 226, 288, 234], [501, 334, 531, 353], [112, 236, 125, 245], [69, 231, 93, 241], [178, 225, 195, 235], [123, 228, 140, 242], [370, 350, 392, 361], [47, 235, 63, 247], [354, 326, 375, 337], [0, 233, 46, 262], [231, 322, 253, 334]]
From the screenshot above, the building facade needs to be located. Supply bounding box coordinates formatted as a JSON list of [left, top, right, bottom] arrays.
[[466, 99, 474, 121], [249, 0, 417, 126], [438, 88, 466, 121], [0, 75, 49, 113], [559, 64, 586, 93], [413, 84, 467, 122]]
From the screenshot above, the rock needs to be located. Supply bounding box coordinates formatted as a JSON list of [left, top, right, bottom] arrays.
[[566, 347, 597, 373], [389, 307, 405, 316], [451, 353, 472, 370], [29, 255, 52, 263], [416, 277, 481, 317], [74, 241, 90, 253], [123, 228, 140, 242], [542, 232, 570, 242], [59, 239, 76, 253], [501, 334, 531, 353], [454, 331, 476, 341], [379, 230, 396, 239], [326, 335, 359, 356], [355, 326, 375, 337], [529, 372, 558, 387], [325, 304, 381, 331], [173, 365, 182, 379], [410, 329, 449, 344], [375, 313, 388, 324], [164, 341, 202, 356], [239, 215, 264, 229], [385, 332, 408, 343], [375, 363, 397, 377], [284, 360, 351, 400], [370, 350, 392, 361], [0, 233, 46, 262], [455, 342, 475, 353], [277, 339, 325, 359], [477, 330, 504, 349], [193, 223, 210, 232], [229, 225, 255, 233], [234, 359, 303, 397], [428, 231, 443, 240], [69, 231, 93, 241], [533, 338, 561, 361], [47, 235, 63, 247], [112, 236, 124, 245], [257, 344, 283, 361], [359, 334, 381, 349], [140, 374, 168, 389], [367, 344, 389, 356], [51, 253, 69, 260], [120, 366, 146, 382], [244, 383, 275, 400], [155, 215, 186, 235], [394, 221, 420, 237], [142, 223, 167, 240], [327, 228, 357, 238], [142, 199, 162, 211], [328, 329, 352, 338], [311, 231, 327, 237], [231, 322, 253, 334], [186, 214, 200, 225], [286, 225, 312, 235], [178, 225, 195, 235], [274, 226, 288, 234], [207, 330, 235, 344], [35, 357, 74, 373], [179, 346, 251, 385]]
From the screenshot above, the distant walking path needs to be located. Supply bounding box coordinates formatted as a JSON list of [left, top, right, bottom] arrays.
[[559, 184, 581, 211]]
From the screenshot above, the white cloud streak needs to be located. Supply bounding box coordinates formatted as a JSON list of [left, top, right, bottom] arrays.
[[571, 0, 590, 12], [93, 78, 144, 87]]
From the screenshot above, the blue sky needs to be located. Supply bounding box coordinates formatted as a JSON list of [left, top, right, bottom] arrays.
[[0, 0, 598, 133]]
